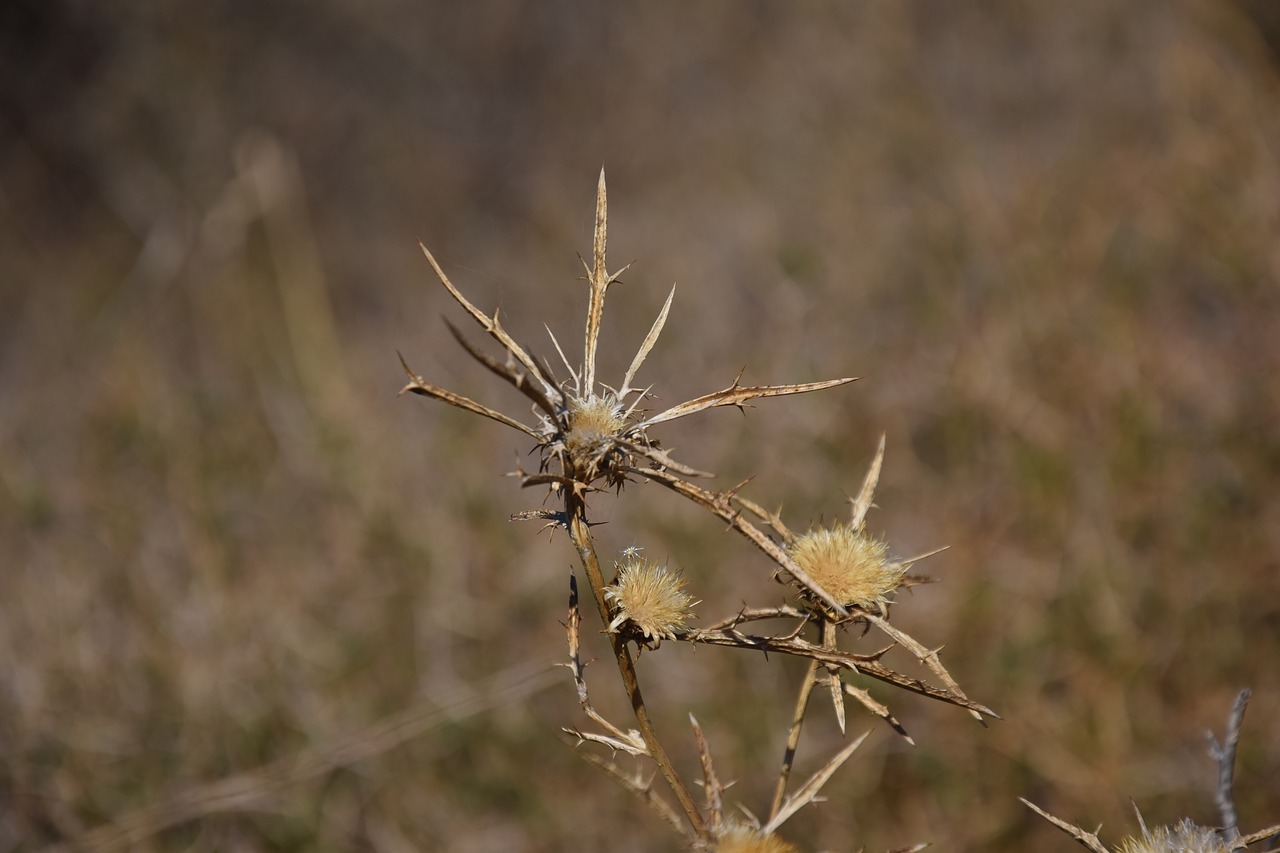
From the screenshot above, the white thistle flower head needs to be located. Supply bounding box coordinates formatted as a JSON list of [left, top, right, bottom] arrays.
[[605, 557, 697, 644], [787, 523, 905, 614], [1117, 820, 1228, 853]]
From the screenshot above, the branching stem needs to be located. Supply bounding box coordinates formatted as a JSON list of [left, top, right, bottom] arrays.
[[564, 492, 708, 840]]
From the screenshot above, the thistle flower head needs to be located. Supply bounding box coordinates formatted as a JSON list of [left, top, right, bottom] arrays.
[[399, 170, 856, 497], [787, 523, 905, 613], [557, 392, 631, 482], [605, 556, 697, 643], [713, 824, 799, 853], [1116, 820, 1228, 853]]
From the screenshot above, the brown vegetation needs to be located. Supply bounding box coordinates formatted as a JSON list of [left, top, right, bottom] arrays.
[[2, 2, 1279, 850]]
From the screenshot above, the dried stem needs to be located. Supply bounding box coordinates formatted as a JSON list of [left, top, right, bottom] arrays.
[[675, 625, 997, 719], [1019, 798, 1109, 853], [564, 493, 708, 839], [763, 730, 869, 835], [821, 618, 847, 734], [770, 657, 821, 822], [690, 716, 726, 835], [570, 746, 692, 839], [624, 465, 851, 618], [399, 173, 997, 847]]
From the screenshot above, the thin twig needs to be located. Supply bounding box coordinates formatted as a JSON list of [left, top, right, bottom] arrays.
[[862, 612, 986, 724], [763, 730, 869, 835], [1209, 687, 1251, 843], [563, 573, 647, 754], [677, 627, 998, 719], [1235, 825, 1280, 849], [1019, 798, 1109, 853], [568, 744, 692, 840], [419, 243, 562, 407]]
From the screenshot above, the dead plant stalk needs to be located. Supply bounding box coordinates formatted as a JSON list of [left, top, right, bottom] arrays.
[[400, 170, 994, 849]]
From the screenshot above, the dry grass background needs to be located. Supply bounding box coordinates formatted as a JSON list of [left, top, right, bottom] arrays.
[[2, 1, 1279, 851]]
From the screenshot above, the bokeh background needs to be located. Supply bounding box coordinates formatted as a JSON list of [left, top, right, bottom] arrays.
[[3, 2, 1279, 851]]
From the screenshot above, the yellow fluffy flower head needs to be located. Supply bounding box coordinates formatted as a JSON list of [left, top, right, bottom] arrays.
[[1117, 820, 1228, 853], [787, 523, 905, 613], [605, 556, 697, 644]]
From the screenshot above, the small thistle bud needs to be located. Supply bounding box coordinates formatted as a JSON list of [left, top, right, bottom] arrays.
[[605, 557, 697, 643], [714, 824, 799, 853], [787, 524, 905, 613], [1117, 820, 1228, 853]]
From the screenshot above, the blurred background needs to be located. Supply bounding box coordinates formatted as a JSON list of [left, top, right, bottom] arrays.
[[3, 1, 1279, 850]]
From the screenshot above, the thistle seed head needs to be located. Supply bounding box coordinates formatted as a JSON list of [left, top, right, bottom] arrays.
[[1116, 820, 1228, 853], [562, 393, 629, 472], [787, 524, 905, 614], [605, 557, 697, 643], [714, 824, 799, 853]]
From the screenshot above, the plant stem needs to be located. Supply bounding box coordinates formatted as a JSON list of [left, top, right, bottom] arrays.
[[565, 494, 708, 840], [771, 657, 820, 821]]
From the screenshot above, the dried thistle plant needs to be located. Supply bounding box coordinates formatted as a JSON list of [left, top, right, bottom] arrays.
[[1021, 689, 1279, 853], [400, 171, 996, 849]]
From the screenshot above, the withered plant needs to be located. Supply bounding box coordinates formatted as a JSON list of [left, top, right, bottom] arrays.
[[399, 171, 997, 850], [1021, 689, 1279, 853]]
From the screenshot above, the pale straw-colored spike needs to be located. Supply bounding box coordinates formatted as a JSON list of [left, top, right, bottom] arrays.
[[1130, 801, 1149, 838], [900, 545, 949, 566], [397, 353, 540, 438], [821, 620, 847, 735], [569, 748, 690, 839], [734, 495, 797, 543], [618, 440, 715, 479], [862, 612, 982, 723], [843, 683, 913, 743], [1235, 825, 1280, 849], [545, 324, 580, 393], [419, 242, 562, 407], [582, 169, 609, 394], [850, 433, 886, 530], [622, 385, 654, 420], [444, 319, 558, 419], [1019, 799, 1109, 853], [763, 730, 869, 835], [689, 715, 725, 831], [769, 657, 820, 823], [562, 726, 649, 757], [676, 626, 998, 717], [641, 376, 858, 427], [620, 285, 676, 397]]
